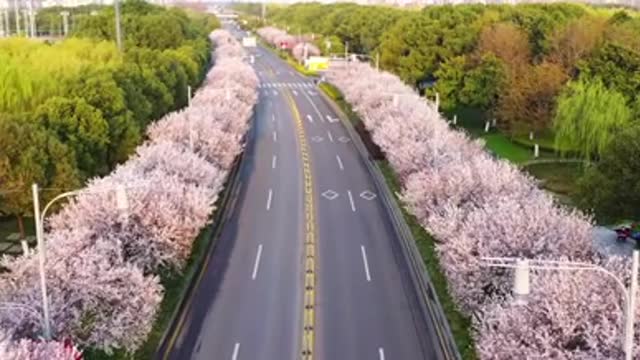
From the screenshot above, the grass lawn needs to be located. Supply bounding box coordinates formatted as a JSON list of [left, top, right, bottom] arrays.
[[482, 133, 533, 164], [523, 162, 584, 207], [0, 216, 35, 256]]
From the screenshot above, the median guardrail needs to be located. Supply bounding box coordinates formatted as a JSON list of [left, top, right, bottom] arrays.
[[319, 90, 462, 360]]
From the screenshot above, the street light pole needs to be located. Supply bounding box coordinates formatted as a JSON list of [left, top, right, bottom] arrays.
[[187, 85, 194, 152], [625, 251, 639, 360], [344, 41, 349, 61], [482, 251, 639, 360], [31, 184, 51, 340], [13, 0, 20, 36], [114, 0, 123, 52], [60, 11, 69, 36], [31, 183, 130, 341]]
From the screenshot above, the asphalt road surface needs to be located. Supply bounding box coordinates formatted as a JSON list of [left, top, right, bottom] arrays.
[[158, 24, 444, 360]]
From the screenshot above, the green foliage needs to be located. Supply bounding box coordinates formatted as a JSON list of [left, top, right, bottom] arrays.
[[67, 68, 140, 167], [577, 125, 640, 223], [460, 54, 505, 110], [0, 0, 217, 228], [579, 43, 640, 104], [553, 79, 632, 160], [34, 97, 110, 177], [433, 56, 466, 112], [0, 38, 121, 114], [0, 114, 80, 225]]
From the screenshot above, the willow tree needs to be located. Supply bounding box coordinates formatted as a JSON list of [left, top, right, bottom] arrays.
[[553, 79, 632, 160]]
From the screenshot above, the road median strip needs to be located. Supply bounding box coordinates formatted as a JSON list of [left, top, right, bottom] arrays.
[[284, 91, 317, 360]]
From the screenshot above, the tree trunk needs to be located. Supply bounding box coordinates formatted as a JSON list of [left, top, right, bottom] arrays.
[[16, 214, 25, 240]]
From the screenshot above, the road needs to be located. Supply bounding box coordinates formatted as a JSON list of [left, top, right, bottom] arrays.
[[158, 24, 444, 360]]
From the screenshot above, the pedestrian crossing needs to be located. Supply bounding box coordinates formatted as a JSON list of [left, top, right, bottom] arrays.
[[258, 82, 315, 89]]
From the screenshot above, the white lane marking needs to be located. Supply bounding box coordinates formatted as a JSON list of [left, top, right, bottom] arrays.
[[327, 131, 334, 143], [293, 89, 298, 96], [306, 114, 313, 123], [347, 190, 356, 212], [273, 131, 277, 142], [301, 90, 326, 122], [361, 245, 371, 282], [266, 189, 273, 210], [251, 244, 263, 280], [336, 155, 344, 170], [232, 343, 240, 360], [379, 347, 385, 360], [325, 115, 332, 122], [272, 114, 275, 122], [272, 155, 277, 169], [272, 90, 278, 95]]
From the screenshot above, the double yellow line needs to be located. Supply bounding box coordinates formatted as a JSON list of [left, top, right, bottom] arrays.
[[284, 91, 316, 360]]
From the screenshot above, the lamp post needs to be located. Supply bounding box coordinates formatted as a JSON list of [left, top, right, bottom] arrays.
[[31, 183, 129, 340], [114, 0, 123, 52], [60, 11, 69, 36], [187, 85, 194, 152], [482, 250, 639, 360], [13, 0, 20, 36]]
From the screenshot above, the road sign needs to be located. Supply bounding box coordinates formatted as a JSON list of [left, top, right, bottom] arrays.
[[305, 56, 329, 71], [242, 37, 256, 47]]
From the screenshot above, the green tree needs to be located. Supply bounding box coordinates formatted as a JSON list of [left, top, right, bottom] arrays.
[[460, 53, 505, 111], [553, 79, 632, 160], [433, 56, 466, 112], [0, 115, 80, 239], [577, 125, 640, 223], [68, 68, 140, 167], [579, 43, 640, 103], [34, 97, 110, 177], [113, 64, 154, 128]]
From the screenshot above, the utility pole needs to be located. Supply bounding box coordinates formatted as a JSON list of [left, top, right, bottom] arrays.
[[28, 0, 35, 37], [344, 41, 348, 61], [14, 0, 20, 36], [0, 9, 4, 37], [375, 52, 380, 72], [21, 9, 28, 37], [32, 184, 52, 340], [3, 9, 9, 37], [114, 0, 122, 52], [60, 11, 69, 36]]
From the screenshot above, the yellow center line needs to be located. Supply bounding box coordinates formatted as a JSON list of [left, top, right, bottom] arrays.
[[283, 89, 317, 360]]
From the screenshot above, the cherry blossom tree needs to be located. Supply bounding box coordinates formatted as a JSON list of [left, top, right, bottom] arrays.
[[325, 57, 610, 358], [0, 229, 163, 353], [476, 260, 640, 359], [0, 331, 83, 360]]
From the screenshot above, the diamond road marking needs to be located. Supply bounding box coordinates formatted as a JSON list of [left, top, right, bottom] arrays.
[[322, 190, 339, 200], [360, 190, 377, 201], [311, 136, 323, 142], [338, 136, 350, 143]]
